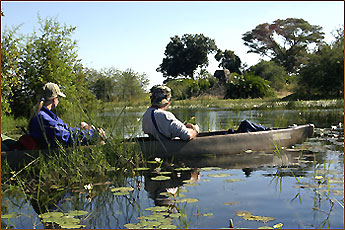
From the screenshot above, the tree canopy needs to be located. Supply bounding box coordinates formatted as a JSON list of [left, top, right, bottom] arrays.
[[214, 49, 242, 74], [242, 18, 324, 73], [296, 27, 344, 98], [157, 34, 217, 80]]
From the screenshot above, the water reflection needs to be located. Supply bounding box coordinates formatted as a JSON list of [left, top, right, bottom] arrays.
[[2, 108, 344, 229]]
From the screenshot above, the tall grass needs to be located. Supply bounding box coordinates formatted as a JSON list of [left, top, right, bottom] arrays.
[[1, 104, 145, 215]]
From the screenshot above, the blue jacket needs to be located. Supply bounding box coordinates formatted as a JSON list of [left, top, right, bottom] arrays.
[[29, 106, 96, 148]]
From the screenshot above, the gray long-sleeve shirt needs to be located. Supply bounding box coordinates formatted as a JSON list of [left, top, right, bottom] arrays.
[[142, 107, 190, 140]]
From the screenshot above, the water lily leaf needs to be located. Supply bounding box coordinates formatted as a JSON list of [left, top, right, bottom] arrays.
[[145, 206, 168, 212], [258, 226, 274, 229], [1, 213, 17, 219], [57, 216, 81, 224], [184, 183, 200, 187], [202, 179, 211, 182], [176, 198, 199, 203], [174, 167, 191, 171], [39, 212, 64, 219], [111, 187, 134, 193], [224, 201, 241, 206], [273, 223, 283, 228], [151, 176, 171, 181], [113, 192, 130, 196], [200, 167, 222, 171], [158, 171, 172, 175], [208, 173, 233, 178], [202, 213, 214, 216], [224, 179, 244, 183], [236, 211, 252, 216], [159, 192, 172, 196], [60, 224, 86, 229], [145, 220, 161, 227], [134, 167, 150, 171], [243, 215, 276, 222], [147, 161, 159, 164], [41, 217, 59, 223], [169, 213, 182, 218], [67, 210, 88, 216], [179, 189, 189, 193], [124, 223, 138, 229], [159, 224, 177, 229]]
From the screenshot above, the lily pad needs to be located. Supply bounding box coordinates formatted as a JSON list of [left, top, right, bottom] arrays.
[[134, 167, 150, 171], [169, 213, 182, 218], [273, 223, 283, 228], [147, 161, 159, 164], [224, 179, 244, 183], [243, 215, 276, 222], [236, 211, 252, 216], [174, 167, 191, 171], [258, 226, 274, 229], [111, 187, 134, 193], [1, 213, 17, 219], [60, 224, 86, 229], [124, 223, 138, 229], [202, 213, 214, 216], [159, 224, 177, 229], [200, 167, 222, 171], [176, 198, 199, 203], [158, 171, 172, 175], [151, 175, 171, 181], [145, 206, 168, 212], [56, 216, 81, 225], [208, 173, 233, 178], [40, 217, 58, 223], [224, 201, 241, 206], [113, 192, 131, 196], [184, 183, 200, 187], [39, 212, 64, 219], [67, 210, 88, 216]]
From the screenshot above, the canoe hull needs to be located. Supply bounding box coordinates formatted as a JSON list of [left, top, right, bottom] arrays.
[[136, 124, 314, 158]]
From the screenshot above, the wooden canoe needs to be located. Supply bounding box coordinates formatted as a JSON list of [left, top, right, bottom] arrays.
[[136, 124, 314, 158]]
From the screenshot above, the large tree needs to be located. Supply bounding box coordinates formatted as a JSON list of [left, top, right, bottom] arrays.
[[157, 34, 217, 80], [214, 49, 242, 74], [1, 26, 24, 114], [11, 16, 97, 119], [297, 27, 344, 98], [242, 18, 324, 73]]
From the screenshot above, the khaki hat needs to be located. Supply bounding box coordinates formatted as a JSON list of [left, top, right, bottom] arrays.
[[43, 82, 66, 100], [150, 85, 171, 107]]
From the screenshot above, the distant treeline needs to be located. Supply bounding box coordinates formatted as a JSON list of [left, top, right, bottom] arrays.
[[1, 15, 343, 120]]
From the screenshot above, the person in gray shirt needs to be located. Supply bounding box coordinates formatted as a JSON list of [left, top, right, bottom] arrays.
[[142, 85, 198, 141]]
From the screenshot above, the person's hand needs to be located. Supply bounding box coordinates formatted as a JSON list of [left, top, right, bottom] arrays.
[[97, 128, 107, 140], [186, 123, 199, 133], [81, 121, 91, 130]]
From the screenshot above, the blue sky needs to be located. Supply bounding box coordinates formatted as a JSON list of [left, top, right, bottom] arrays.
[[1, 1, 344, 88]]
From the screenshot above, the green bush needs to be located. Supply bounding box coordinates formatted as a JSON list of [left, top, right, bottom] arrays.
[[247, 60, 288, 91], [224, 73, 275, 99]]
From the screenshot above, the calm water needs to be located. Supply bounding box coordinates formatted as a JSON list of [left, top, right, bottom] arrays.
[[1, 108, 344, 229]]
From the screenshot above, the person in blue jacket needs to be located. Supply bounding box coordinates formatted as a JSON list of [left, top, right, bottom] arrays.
[[28, 82, 105, 149]]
